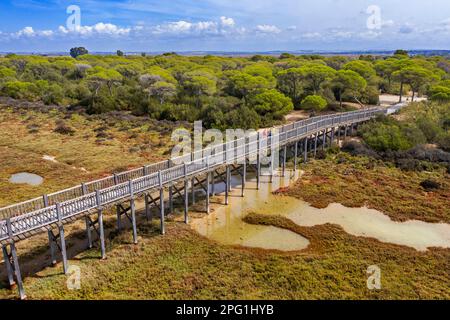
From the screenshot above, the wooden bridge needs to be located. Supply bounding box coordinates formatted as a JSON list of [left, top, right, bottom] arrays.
[[0, 106, 388, 299]]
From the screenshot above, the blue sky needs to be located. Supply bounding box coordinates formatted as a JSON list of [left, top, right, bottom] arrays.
[[0, 0, 449, 52]]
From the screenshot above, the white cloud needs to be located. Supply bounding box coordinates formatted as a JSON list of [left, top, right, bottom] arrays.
[[256, 24, 281, 34], [17, 26, 35, 37], [359, 30, 382, 39], [158, 20, 193, 33], [152, 17, 238, 36], [331, 30, 354, 39], [40, 30, 54, 36], [58, 23, 131, 36], [301, 32, 321, 39], [220, 16, 235, 27], [196, 21, 217, 32]]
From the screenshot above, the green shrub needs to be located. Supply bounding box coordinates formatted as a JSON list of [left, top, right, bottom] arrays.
[[360, 121, 411, 151], [301, 95, 327, 111], [1, 81, 35, 100]]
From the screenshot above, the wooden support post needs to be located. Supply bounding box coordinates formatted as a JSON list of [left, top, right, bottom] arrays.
[[85, 216, 92, 249], [269, 150, 274, 183], [225, 166, 230, 205], [294, 141, 298, 172], [211, 170, 215, 196], [338, 126, 341, 143], [98, 210, 106, 260], [183, 164, 189, 223], [228, 166, 232, 192], [5, 219, 25, 299], [322, 130, 326, 150], [48, 229, 57, 265], [145, 194, 151, 221], [191, 178, 196, 204], [241, 161, 246, 197], [282, 145, 287, 177], [184, 180, 189, 223], [95, 190, 106, 260], [43, 194, 49, 207], [314, 133, 318, 157], [169, 185, 173, 214], [256, 132, 261, 190], [331, 127, 335, 146], [10, 245, 25, 299], [55, 203, 68, 274], [344, 125, 348, 138], [130, 198, 137, 244], [304, 137, 308, 163], [128, 181, 138, 244], [116, 205, 121, 232], [2, 245, 15, 288], [206, 172, 210, 214], [159, 171, 165, 235]]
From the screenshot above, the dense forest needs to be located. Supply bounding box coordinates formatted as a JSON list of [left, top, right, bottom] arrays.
[[0, 50, 449, 129]]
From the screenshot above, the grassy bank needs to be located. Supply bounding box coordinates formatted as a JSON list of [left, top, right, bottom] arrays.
[[0, 106, 176, 207], [281, 153, 450, 223], [1, 212, 448, 300]]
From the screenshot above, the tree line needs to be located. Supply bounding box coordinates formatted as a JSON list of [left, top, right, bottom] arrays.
[[0, 49, 449, 129]]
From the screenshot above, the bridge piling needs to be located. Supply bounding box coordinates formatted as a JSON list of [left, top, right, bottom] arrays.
[[225, 166, 230, 205], [116, 205, 122, 232], [98, 210, 106, 259], [331, 127, 335, 146], [144, 194, 151, 221], [130, 200, 138, 244], [206, 172, 211, 214], [304, 137, 308, 163], [85, 217, 93, 249], [241, 161, 246, 197], [314, 133, 318, 157], [55, 203, 69, 274], [184, 180, 189, 223], [322, 130, 326, 150], [94, 190, 106, 259], [47, 229, 57, 265], [169, 185, 174, 214], [282, 145, 287, 177], [2, 244, 15, 288], [211, 171, 215, 196], [3, 223, 25, 300], [159, 172, 165, 235], [256, 132, 261, 190], [191, 178, 196, 204]]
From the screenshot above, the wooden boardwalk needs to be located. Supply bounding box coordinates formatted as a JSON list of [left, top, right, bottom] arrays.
[[1, 106, 387, 299]]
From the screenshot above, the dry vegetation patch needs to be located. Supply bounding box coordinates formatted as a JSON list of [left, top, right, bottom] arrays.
[[282, 154, 450, 223]]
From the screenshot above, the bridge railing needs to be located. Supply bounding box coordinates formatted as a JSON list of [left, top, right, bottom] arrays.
[[0, 107, 385, 241]]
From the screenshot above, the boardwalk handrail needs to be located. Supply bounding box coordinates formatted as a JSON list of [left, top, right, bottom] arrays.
[[0, 107, 385, 242]]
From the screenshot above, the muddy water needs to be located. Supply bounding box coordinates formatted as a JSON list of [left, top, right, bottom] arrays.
[[9, 172, 44, 186], [191, 170, 450, 252], [191, 171, 311, 251]]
